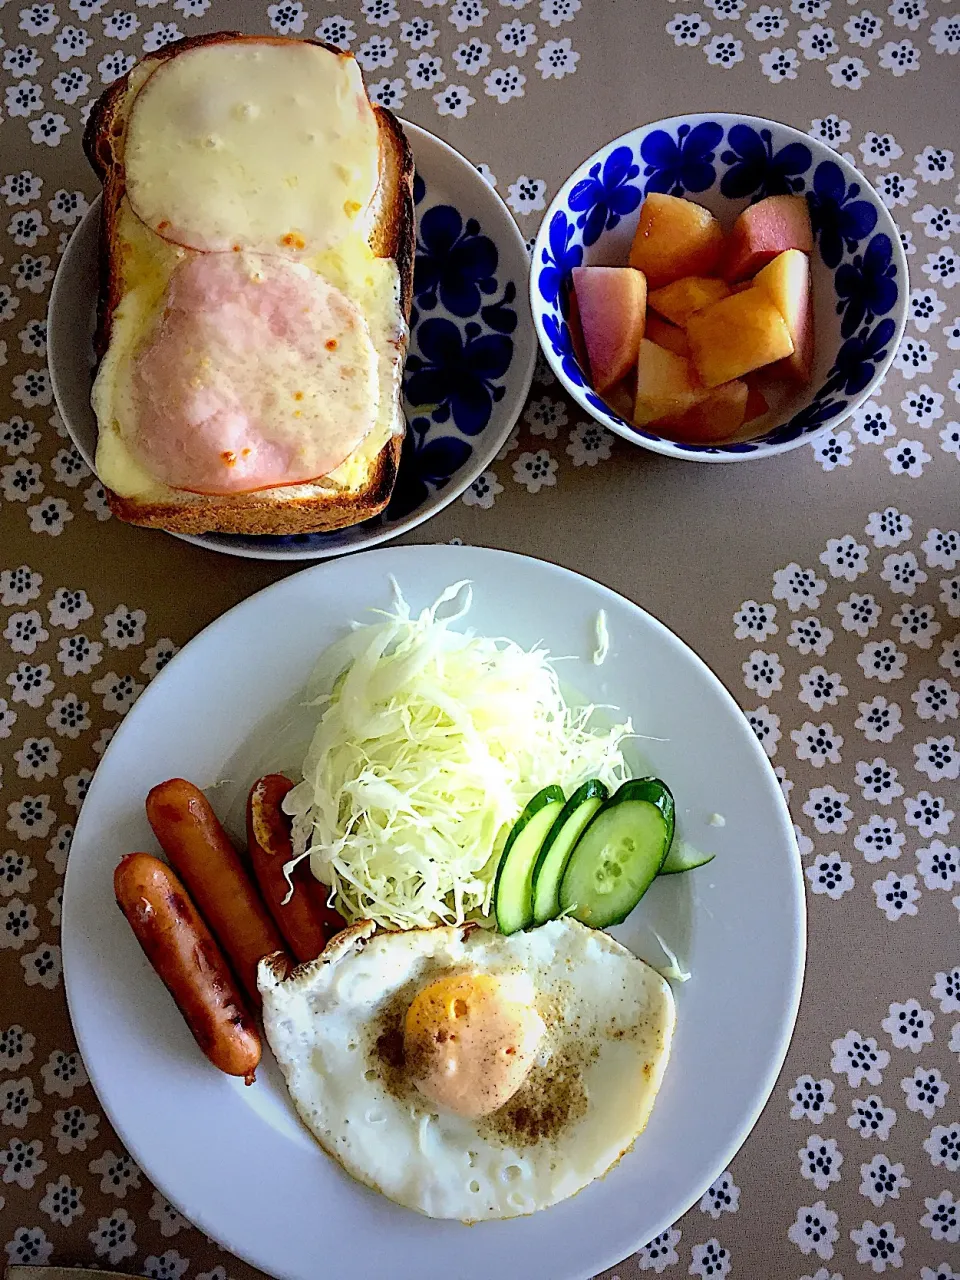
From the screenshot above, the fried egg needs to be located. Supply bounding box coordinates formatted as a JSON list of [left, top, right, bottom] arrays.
[[258, 918, 675, 1221]]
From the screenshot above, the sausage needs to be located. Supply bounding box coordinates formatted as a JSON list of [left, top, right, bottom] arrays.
[[114, 853, 261, 1084], [145, 778, 292, 1006], [247, 774, 346, 963]]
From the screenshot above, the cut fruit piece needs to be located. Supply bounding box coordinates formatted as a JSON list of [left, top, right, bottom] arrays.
[[744, 382, 770, 422], [648, 275, 731, 327], [754, 249, 814, 383], [566, 285, 589, 372], [722, 193, 813, 283], [645, 313, 690, 357], [656, 379, 748, 444], [628, 193, 724, 290], [685, 288, 795, 388], [633, 339, 702, 426], [571, 266, 647, 392], [602, 377, 635, 421]]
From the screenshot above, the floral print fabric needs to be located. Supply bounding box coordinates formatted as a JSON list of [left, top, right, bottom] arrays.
[[0, 2, 958, 1278]]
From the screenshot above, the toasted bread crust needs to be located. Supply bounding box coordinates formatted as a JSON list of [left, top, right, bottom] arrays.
[[83, 33, 414, 537]]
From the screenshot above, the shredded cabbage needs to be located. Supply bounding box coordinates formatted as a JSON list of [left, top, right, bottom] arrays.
[[652, 931, 691, 984], [592, 609, 609, 666], [284, 581, 632, 930]]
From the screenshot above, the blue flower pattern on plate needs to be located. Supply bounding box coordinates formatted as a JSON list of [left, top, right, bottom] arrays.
[[413, 204, 499, 317], [538, 210, 583, 308], [807, 160, 878, 270], [244, 171, 517, 543], [719, 124, 812, 200], [835, 233, 898, 340], [535, 116, 902, 457], [389, 177, 515, 518], [640, 122, 723, 196], [568, 145, 642, 247]]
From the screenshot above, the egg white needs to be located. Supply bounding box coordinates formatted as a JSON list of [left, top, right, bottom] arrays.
[[259, 918, 675, 1221]]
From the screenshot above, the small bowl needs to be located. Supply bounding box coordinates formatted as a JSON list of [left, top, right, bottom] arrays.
[[530, 112, 908, 461]]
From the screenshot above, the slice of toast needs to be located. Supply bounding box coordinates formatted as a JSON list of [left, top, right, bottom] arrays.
[[83, 33, 415, 538]]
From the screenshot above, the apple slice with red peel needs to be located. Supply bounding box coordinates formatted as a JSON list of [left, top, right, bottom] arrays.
[[645, 313, 690, 358], [685, 287, 795, 388], [647, 275, 730, 327], [722, 194, 813, 283], [629, 193, 725, 289], [753, 249, 814, 383], [571, 266, 647, 393], [633, 339, 702, 426], [743, 381, 770, 423], [657, 379, 749, 444], [566, 285, 590, 373]]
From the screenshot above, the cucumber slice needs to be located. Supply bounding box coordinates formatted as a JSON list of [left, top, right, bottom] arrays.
[[559, 778, 675, 928], [494, 785, 565, 935], [660, 840, 715, 875], [532, 779, 608, 925]]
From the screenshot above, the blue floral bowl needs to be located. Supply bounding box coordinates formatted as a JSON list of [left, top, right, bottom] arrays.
[[530, 113, 909, 462]]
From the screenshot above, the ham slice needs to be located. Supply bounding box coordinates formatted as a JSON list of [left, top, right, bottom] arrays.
[[132, 251, 379, 495]]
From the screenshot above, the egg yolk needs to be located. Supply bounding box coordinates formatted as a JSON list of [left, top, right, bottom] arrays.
[[402, 972, 544, 1119]]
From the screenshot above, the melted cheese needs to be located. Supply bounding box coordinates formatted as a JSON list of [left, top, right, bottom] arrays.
[[124, 42, 380, 255], [92, 42, 404, 503]]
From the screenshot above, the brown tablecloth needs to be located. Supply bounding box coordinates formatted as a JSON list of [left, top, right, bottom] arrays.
[[1, 2, 958, 1276]]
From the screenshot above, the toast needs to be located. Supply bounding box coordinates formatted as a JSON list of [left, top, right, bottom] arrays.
[[83, 33, 415, 538]]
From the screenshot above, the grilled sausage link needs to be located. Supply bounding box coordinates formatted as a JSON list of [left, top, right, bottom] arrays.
[[247, 774, 345, 963], [114, 852, 261, 1084], [145, 777, 292, 1005]]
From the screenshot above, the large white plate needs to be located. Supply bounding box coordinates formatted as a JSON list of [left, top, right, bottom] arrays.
[[47, 122, 536, 561], [62, 545, 804, 1280]]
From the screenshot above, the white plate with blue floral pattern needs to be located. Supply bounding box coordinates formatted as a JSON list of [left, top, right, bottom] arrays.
[[48, 122, 537, 560], [62, 544, 805, 1280], [530, 112, 908, 462]]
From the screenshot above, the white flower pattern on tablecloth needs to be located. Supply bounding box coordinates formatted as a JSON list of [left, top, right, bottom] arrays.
[[799, 667, 848, 713], [846, 7, 887, 47], [831, 1029, 890, 1086], [4, 1226, 53, 1266], [39, 1048, 85, 1097], [317, 15, 358, 48], [920, 1190, 960, 1243], [859, 1152, 911, 1207], [704, 34, 745, 66], [855, 696, 903, 742], [38, 1171, 84, 1226], [635, 1225, 681, 1272], [536, 36, 577, 77], [904, 789, 954, 835], [789, 1075, 838, 1124], [873, 869, 922, 918], [89, 1148, 141, 1198], [924, 1121, 960, 1172], [789, 1200, 840, 1258], [88, 1206, 137, 1263], [434, 80, 476, 114], [0, 1027, 35, 1072], [882, 997, 936, 1050], [849, 1219, 906, 1271], [848, 1093, 898, 1140], [148, 1188, 188, 1237]]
